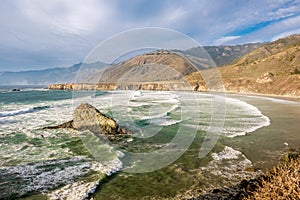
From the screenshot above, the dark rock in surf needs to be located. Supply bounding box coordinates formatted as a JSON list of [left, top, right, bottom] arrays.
[[190, 177, 263, 200], [43, 120, 74, 129], [72, 103, 130, 135], [43, 103, 131, 136], [11, 88, 21, 92]]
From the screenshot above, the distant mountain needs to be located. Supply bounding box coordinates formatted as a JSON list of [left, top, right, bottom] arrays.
[[48, 34, 300, 97], [0, 42, 262, 86], [82, 49, 211, 84], [203, 43, 262, 66], [0, 62, 106, 85], [84, 44, 262, 84], [177, 43, 262, 67], [187, 34, 300, 96]]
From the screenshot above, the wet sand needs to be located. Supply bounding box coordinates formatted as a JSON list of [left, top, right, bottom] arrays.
[[223, 93, 300, 170]]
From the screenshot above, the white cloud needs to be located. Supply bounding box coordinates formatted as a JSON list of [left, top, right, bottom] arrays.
[[1, 0, 300, 71], [234, 15, 300, 44], [163, 7, 187, 23], [213, 36, 241, 45], [272, 28, 300, 41], [17, 0, 112, 35]]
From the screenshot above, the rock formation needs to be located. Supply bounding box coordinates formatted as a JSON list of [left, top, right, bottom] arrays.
[[48, 82, 195, 91], [43, 103, 131, 137]]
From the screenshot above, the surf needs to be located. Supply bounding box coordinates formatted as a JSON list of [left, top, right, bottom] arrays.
[[0, 105, 50, 117]]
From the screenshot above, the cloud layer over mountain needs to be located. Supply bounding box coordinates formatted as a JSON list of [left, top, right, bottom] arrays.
[[1, 0, 300, 71]]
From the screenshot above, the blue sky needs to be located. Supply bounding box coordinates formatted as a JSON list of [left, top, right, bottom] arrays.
[[1, 0, 300, 71]]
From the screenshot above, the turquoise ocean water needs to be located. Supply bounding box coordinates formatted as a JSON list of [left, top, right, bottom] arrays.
[[0, 86, 299, 199]]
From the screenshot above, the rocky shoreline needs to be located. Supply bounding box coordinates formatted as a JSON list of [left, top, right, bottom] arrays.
[[189, 177, 263, 200], [41, 88, 299, 199], [190, 149, 300, 200], [47, 82, 300, 99], [47, 82, 201, 92]]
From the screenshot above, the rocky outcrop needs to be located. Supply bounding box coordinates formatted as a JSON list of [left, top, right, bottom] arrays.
[[191, 149, 300, 200], [190, 178, 263, 200], [48, 83, 117, 90], [43, 120, 74, 129], [256, 72, 274, 84], [48, 82, 196, 91], [43, 103, 131, 136], [48, 83, 74, 90], [72, 103, 130, 135]]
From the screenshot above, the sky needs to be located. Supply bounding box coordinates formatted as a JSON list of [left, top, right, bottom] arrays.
[[1, 0, 300, 71]]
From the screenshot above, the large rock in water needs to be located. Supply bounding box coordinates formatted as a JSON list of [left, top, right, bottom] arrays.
[[72, 103, 129, 135], [43, 103, 131, 136]]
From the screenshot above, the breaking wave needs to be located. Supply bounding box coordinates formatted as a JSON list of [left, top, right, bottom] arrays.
[[0, 105, 50, 117]]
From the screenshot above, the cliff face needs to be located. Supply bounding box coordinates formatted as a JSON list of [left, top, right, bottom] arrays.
[[48, 82, 198, 91], [48, 83, 117, 90]]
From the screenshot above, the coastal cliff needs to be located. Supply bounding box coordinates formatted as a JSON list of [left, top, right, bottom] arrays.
[[48, 83, 117, 90], [48, 82, 202, 91]]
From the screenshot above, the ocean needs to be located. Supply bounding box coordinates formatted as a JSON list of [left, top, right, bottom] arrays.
[[0, 86, 299, 199]]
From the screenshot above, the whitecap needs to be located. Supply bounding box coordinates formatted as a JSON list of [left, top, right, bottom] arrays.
[[201, 146, 257, 184], [0, 105, 50, 117], [222, 97, 270, 137], [132, 90, 143, 97], [211, 146, 242, 161]]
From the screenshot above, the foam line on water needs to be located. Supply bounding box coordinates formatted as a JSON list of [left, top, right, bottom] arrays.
[[140, 104, 180, 120], [0, 105, 50, 117], [223, 97, 270, 137], [200, 146, 258, 188]]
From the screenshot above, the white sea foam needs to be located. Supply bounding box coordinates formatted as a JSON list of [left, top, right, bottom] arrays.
[[0, 155, 124, 197], [0, 90, 277, 199], [153, 119, 182, 126], [222, 97, 270, 137], [152, 98, 179, 104], [201, 146, 257, 183], [91, 157, 123, 176], [211, 146, 242, 161], [0, 157, 90, 195], [0, 105, 50, 117], [140, 104, 179, 120], [179, 95, 270, 138], [132, 90, 143, 97], [48, 180, 99, 200]]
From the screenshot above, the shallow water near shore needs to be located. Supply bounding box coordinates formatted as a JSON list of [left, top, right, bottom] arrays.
[[223, 94, 300, 170], [0, 87, 299, 199]]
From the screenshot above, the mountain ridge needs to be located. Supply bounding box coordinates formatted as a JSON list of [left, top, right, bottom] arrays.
[[0, 62, 106, 85], [0, 43, 261, 85], [48, 34, 300, 97], [187, 34, 300, 97]]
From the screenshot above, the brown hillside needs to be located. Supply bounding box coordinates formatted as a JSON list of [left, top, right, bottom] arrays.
[[50, 34, 300, 97], [234, 34, 300, 65], [187, 34, 300, 97], [85, 50, 199, 84]]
